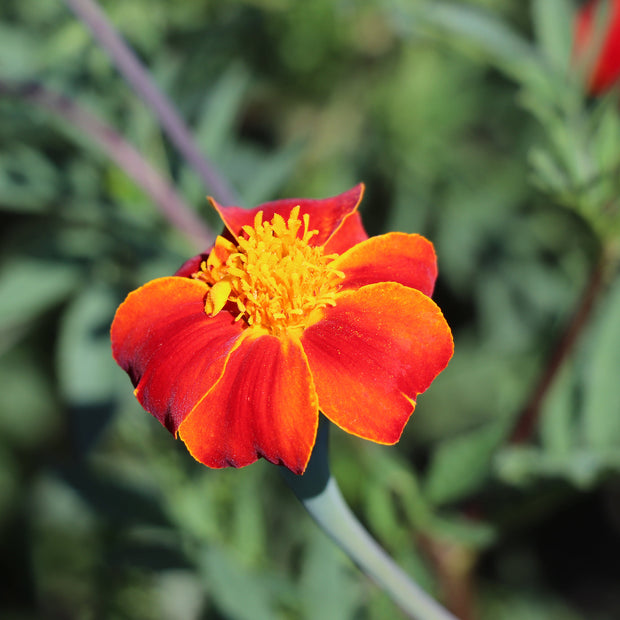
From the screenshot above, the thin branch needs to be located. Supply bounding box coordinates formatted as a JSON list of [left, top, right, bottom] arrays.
[[63, 0, 238, 206], [0, 80, 214, 249], [510, 249, 614, 443]]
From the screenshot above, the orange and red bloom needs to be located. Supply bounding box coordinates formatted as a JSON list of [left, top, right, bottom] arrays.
[[111, 185, 453, 474], [574, 0, 620, 95]]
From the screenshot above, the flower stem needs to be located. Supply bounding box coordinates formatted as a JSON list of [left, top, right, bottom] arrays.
[[281, 418, 459, 620], [63, 0, 238, 206]]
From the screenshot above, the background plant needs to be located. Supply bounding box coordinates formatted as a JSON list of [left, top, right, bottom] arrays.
[[1, 1, 619, 619]]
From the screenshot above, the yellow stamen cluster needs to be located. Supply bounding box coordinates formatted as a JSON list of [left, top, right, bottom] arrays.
[[192, 206, 345, 335]]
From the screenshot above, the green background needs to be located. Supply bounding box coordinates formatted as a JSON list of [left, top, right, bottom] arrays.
[[2, 0, 620, 618]]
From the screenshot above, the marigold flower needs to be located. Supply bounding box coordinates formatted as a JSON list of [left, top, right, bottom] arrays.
[[111, 184, 453, 474], [574, 0, 620, 95]]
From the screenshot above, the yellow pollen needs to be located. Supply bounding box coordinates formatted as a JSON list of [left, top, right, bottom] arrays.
[[191, 206, 345, 335]]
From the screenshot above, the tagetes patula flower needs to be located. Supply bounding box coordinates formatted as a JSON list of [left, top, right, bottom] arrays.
[[574, 0, 620, 95], [111, 184, 453, 474]]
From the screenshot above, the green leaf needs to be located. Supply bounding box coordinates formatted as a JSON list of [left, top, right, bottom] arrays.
[[0, 146, 60, 212], [231, 466, 268, 565], [56, 284, 124, 454], [58, 466, 171, 527], [393, 1, 537, 81], [424, 421, 507, 506], [57, 283, 121, 404], [0, 346, 58, 448], [428, 514, 496, 549], [531, 0, 574, 73], [197, 64, 251, 157], [0, 26, 41, 79], [593, 100, 620, 169], [177, 64, 249, 206], [0, 258, 79, 334], [198, 545, 281, 620], [581, 274, 620, 448], [495, 445, 620, 489], [529, 146, 570, 195], [240, 140, 305, 206], [539, 359, 577, 458], [481, 586, 587, 620], [298, 529, 363, 619], [364, 480, 408, 545]]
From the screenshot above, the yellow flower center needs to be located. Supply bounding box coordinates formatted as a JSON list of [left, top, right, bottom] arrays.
[[191, 206, 345, 335]]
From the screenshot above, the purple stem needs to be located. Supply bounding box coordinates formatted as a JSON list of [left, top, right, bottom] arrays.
[[0, 80, 214, 248], [63, 0, 238, 207]]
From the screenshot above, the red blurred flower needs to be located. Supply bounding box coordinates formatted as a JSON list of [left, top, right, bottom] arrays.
[[574, 0, 620, 94], [111, 184, 453, 474]]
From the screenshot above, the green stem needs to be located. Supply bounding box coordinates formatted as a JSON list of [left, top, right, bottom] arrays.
[[281, 418, 459, 620]]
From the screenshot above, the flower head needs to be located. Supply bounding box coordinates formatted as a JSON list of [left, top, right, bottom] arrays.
[[111, 185, 453, 474], [574, 0, 620, 95]]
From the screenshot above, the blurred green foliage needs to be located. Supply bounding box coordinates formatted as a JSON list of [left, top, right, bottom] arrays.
[[2, 0, 620, 618]]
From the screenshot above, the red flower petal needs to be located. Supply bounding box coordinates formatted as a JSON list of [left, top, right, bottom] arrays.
[[174, 253, 210, 278], [301, 283, 453, 444], [333, 232, 437, 297], [574, 0, 620, 94], [111, 277, 244, 434], [178, 331, 318, 474], [211, 184, 365, 248], [323, 210, 369, 255]]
